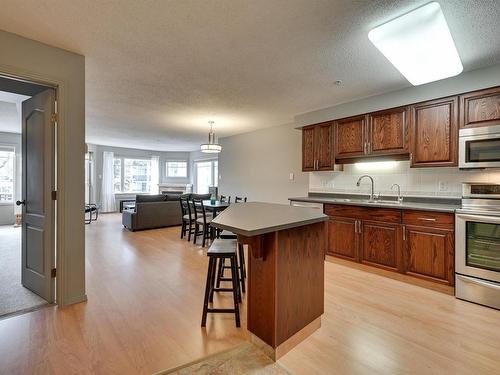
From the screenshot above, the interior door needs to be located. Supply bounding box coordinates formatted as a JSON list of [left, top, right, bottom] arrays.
[[19, 88, 56, 302]]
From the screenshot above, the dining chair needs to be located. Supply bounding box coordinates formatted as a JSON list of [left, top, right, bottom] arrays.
[[192, 197, 214, 247], [235, 196, 247, 203], [179, 195, 193, 240], [220, 195, 231, 203]]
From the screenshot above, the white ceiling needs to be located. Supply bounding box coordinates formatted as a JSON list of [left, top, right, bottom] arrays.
[[1, 0, 500, 151]]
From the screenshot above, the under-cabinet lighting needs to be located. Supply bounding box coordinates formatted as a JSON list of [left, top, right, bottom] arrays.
[[368, 2, 463, 86], [354, 161, 398, 171]]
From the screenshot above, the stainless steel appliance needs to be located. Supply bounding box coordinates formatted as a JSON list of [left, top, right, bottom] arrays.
[[459, 124, 500, 169], [455, 183, 500, 309]]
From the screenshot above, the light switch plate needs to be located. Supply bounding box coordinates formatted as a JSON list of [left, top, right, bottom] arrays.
[[289, 173, 294, 181]]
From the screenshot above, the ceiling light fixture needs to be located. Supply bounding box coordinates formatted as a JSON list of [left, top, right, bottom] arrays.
[[368, 2, 463, 86], [200, 121, 222, 153]]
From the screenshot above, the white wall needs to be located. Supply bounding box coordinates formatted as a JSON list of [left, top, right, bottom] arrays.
[[0, 132, 21, 224], [0, 30, 85, 306], [219, 123, 309, 204]]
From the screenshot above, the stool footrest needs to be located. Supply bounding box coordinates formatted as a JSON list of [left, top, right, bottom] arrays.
[[206, 308, 236, 313]]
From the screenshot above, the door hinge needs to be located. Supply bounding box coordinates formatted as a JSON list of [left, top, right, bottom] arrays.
[[51, 191, 57, 200], [51, 268, 57, 278], [51, 113, 58, 123]]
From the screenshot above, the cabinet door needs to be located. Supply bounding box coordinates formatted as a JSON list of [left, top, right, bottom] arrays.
[[404, 225, 454, 285], [369, 106, 409, 155], [327, 216, 358, 261], [334, 115, 367, 159], [302, 126, 316, 171], [460, 86, 500, 129], [316, 123, 333, 170], [410, 97, 458, 167], [360, 221, 401, 272]]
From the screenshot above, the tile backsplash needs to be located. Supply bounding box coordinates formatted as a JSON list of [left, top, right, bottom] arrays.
[[309, 161, 500, 198]]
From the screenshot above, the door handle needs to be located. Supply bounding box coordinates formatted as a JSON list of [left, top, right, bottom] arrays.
[[16, 200, 26, 206]]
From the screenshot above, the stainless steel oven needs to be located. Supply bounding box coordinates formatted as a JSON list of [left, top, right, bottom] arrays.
[[456, 183, 500, 309], [459, 125, 500, 169]]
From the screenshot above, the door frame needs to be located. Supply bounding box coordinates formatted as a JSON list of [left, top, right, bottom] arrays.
[[0, 69, 67, 307]]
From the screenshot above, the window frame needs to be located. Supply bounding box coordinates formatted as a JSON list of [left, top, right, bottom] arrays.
[[165, 160, 188, 179], [0, 146, 16, 205], [113, 155, 153, 194]]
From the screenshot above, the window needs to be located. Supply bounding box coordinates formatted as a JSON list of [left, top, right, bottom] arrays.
[[113, 157, 152, 193], [166, 161, 187, 178], [0, 149, 15, 202], [195, 160, 218, 194]]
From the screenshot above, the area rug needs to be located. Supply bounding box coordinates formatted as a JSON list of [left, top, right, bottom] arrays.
[[155, 342, 292, 375]]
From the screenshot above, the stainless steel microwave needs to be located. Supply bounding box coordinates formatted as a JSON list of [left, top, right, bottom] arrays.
[[459, 124, 500, 169]]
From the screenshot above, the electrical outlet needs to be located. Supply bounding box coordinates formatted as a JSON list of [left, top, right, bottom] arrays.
[[438, 181, 449, 191]]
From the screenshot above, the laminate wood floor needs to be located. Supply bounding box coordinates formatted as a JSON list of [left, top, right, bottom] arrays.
[[0, 213, 499, 375]]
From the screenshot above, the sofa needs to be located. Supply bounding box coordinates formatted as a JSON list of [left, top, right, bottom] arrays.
[[122, 193, 183, 231]]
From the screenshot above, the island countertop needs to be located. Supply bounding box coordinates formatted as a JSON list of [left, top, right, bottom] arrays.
[[210, 202, 328, 237]]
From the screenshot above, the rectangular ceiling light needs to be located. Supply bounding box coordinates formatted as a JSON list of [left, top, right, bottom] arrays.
[[368, 2, 463, 86]]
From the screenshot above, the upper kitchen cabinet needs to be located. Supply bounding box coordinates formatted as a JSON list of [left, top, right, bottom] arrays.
[[410, 96, 458, 167], [334, 115, 367, 159], [302, 121, 334, 171], [334, 108, 409, 162], [459, 86, 500, 129], [368, 106, 409, 156]]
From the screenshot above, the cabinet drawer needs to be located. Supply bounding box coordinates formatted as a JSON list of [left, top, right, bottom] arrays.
[[324, 204, 401, 223], [403, 210, 454, 230]]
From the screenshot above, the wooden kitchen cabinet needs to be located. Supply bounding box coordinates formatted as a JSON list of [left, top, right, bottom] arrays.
[[361, 220, 401, 272], [334, 115, 367, 159], [402, 210, 454, 286], [302, 122, 333, 171], [410, 96, 458, 167], [368, 106, 409, 156], [327, 216, 358, 261], [324, 204, 455, 286], [459, 86, 500, 129]]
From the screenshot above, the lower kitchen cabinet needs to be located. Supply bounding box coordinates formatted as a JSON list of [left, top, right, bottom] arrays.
[[361, 221, 401, 272], [327, 216, 358, 261], [325, 204, 455, 286], [403, 225, 455, 286]]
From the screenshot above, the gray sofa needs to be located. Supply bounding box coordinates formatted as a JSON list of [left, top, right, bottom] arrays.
[[122, 194, 182, 231]]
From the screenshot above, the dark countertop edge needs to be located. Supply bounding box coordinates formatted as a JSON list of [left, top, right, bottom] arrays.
[[210, 216, 329, 237], [288, 196, 460, 213]]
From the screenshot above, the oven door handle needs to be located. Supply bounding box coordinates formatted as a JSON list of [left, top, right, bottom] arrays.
[[456, 213, 500, 224], [457, 275, 500, 291]]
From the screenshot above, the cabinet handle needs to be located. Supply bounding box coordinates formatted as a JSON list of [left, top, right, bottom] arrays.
[[410, 153, 413, 163], [358, 220, 362, 234], [402, 225, 406, 241], [364, 142, 367, 155], [355, 220, 358, 233], [368, 142, 371, 153], [418, 217, 437, 222]]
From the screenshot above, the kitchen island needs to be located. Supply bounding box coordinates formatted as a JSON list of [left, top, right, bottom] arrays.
[[211, 202, 328, 360]]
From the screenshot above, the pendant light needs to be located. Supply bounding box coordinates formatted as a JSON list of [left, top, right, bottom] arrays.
[[200, 121, 222, 153]]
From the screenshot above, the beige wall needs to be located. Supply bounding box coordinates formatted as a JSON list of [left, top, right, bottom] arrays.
[[0, 30, 86, 306], [219, 123, 309, 204]]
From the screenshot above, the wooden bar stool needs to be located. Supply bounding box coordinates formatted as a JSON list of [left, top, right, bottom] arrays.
[[216, 232, 246, 293], [201, 239, 241, 327]]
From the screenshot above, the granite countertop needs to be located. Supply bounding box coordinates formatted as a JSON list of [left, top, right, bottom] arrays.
[[210, 202, 328, 237], [289, 193, 461, 213]]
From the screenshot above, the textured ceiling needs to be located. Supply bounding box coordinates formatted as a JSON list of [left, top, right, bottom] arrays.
[[1, 0, 500, 151]]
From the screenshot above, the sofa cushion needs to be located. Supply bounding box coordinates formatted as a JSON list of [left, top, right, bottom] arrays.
[[136, 194, 166, 203]]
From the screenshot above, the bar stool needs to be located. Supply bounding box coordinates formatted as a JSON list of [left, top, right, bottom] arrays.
[[201, 239, 241, 327], [216, 233, 246, 293]]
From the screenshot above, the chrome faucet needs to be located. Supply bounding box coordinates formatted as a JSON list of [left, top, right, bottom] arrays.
[[356, 175, 375, 202], [391, 183, 403, 204]]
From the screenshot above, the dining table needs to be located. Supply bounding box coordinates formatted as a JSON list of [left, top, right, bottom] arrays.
[[202, 200, 230, 218]]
